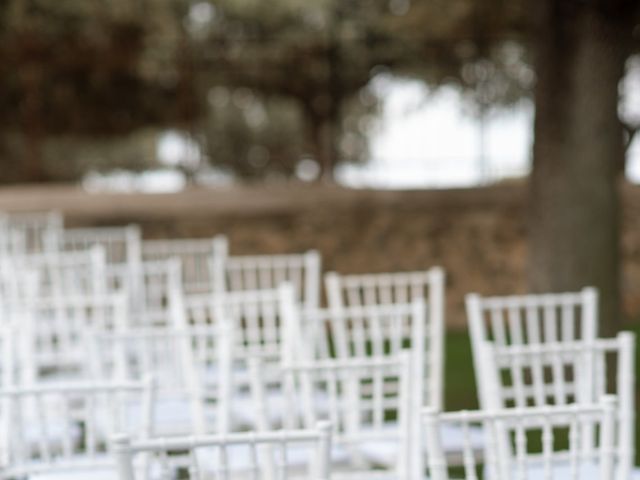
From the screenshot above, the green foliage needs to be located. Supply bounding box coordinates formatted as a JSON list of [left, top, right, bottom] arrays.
[[0, 0, 195, 135], [0, 130, 159, 183], [2, 0, 633, 182], [201, 85, 378, 180], [202, 89, 306, 180]]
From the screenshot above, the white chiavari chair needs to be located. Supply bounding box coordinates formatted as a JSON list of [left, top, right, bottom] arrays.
[[0, 226, 27, 257], [211, 250, 321, 310], [16, 292, 129, 384], [89, 325, 233, 437], [49, 225, 143, 298], [465, 287, 598, 409], [249, 352, 421, 478], [107, 258, 184, 327], [325, 267, 443, 331], [180, 288, 286, 365], [179, 289, 292, 429], [479, 332, 635, 480], [112, 422, 332, 480], [324, 268, 444, 407], [49, 225, 142, 268], [281, 284, 436, 414], [325, 267, 444, 311], [141, 236, 228, 294], [0, 267, 40, 325], [0, 379, 154, 480], [422, 396, 618, 480], [0, 325, 18, 389], [1, 211, 64, 255], [5, 246, 108, 298]]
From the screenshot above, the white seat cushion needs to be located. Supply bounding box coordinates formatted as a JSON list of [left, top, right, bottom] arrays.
[[31, 469, 116, 480], [509, 460, 601, 479]]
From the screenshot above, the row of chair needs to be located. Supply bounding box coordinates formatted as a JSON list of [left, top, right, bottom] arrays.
[[0, 210, 635, 479]]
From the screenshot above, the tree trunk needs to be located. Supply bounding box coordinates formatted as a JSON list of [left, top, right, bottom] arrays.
[[304, 110, 338, 183], [529, 1, 629, 335], [21, 65, 47, 183]]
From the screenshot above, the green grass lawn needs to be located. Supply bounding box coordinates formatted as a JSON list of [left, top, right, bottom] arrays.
[[443, 330, 480, 412], [443, 325, 640, 463]]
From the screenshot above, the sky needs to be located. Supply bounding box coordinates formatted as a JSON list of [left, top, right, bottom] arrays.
[[338, 78, 533, 189]]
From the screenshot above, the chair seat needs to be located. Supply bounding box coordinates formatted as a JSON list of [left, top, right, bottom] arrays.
[[438, 423, 485, 453], [125, 395, 220, 436], [30, 469, 116, 480], [6, 456, 115, 480], [231, 388, 332, 429], [510, 459, 601, 480], [14, 418, 82, 453], [357, 422, 485, 470], [17, 458, 157, 480], [195, 442, 350, 473]]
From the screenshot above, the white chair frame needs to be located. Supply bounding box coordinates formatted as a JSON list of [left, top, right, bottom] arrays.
[[465, 287, 598, 409], [179, 289, 286, 363], [48, 224, 142, 267], [249, 352, 421, 478], [107, 258, 184, 327], [0, 268, 40, 324], [90, 324, 233, 437], [211, 250, 322, 310], [18, 292, 130, 384], [0, 379, 154, 479], [325, 267, 444, 309], [0, 226, 27, 257], [324, 267, 444, 409], [141, 235, 228, 294], [422, 397, 618, 480], [112, 422, 332, 480], [479, 333, 635, 480], [0, 210, 64, 255], [4, 246, 108, 298], [281, 284, 437, 410], [178, 289, 292, 431]]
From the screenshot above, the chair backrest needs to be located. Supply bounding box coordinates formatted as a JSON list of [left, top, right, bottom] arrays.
[[281, 284, 439, 409], [465, 288, 598, 408], [1, 211, 64, 254], [0, 225, 27, 256], [90, 325, 233, 436], [19, 292, 129, 383], [325, 267, 444, 309], [107, 258, 184, 327], [422, 397, 618, 480], [137, 259, 184, 326], [479, 332, 635, 480], [324, 267, 444, 406], [52, 224, 142, 267], [112, 422, 332, 480], [0, 379, 154, 478], [0, 267, 40, 323], [141, 236, 228, 294], [179, 289, 290, 422], [249, 352, 420, 477], [5, 246, 108, 297], [0, 325, 18, 388], [180, 289, 286, 363], [211, 250, 321, 310]]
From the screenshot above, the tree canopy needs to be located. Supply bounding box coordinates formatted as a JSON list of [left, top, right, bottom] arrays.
[[0, 0, 637, 182]]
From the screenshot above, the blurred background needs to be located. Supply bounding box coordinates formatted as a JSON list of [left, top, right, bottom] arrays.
[[1, 0, 639, 328]]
